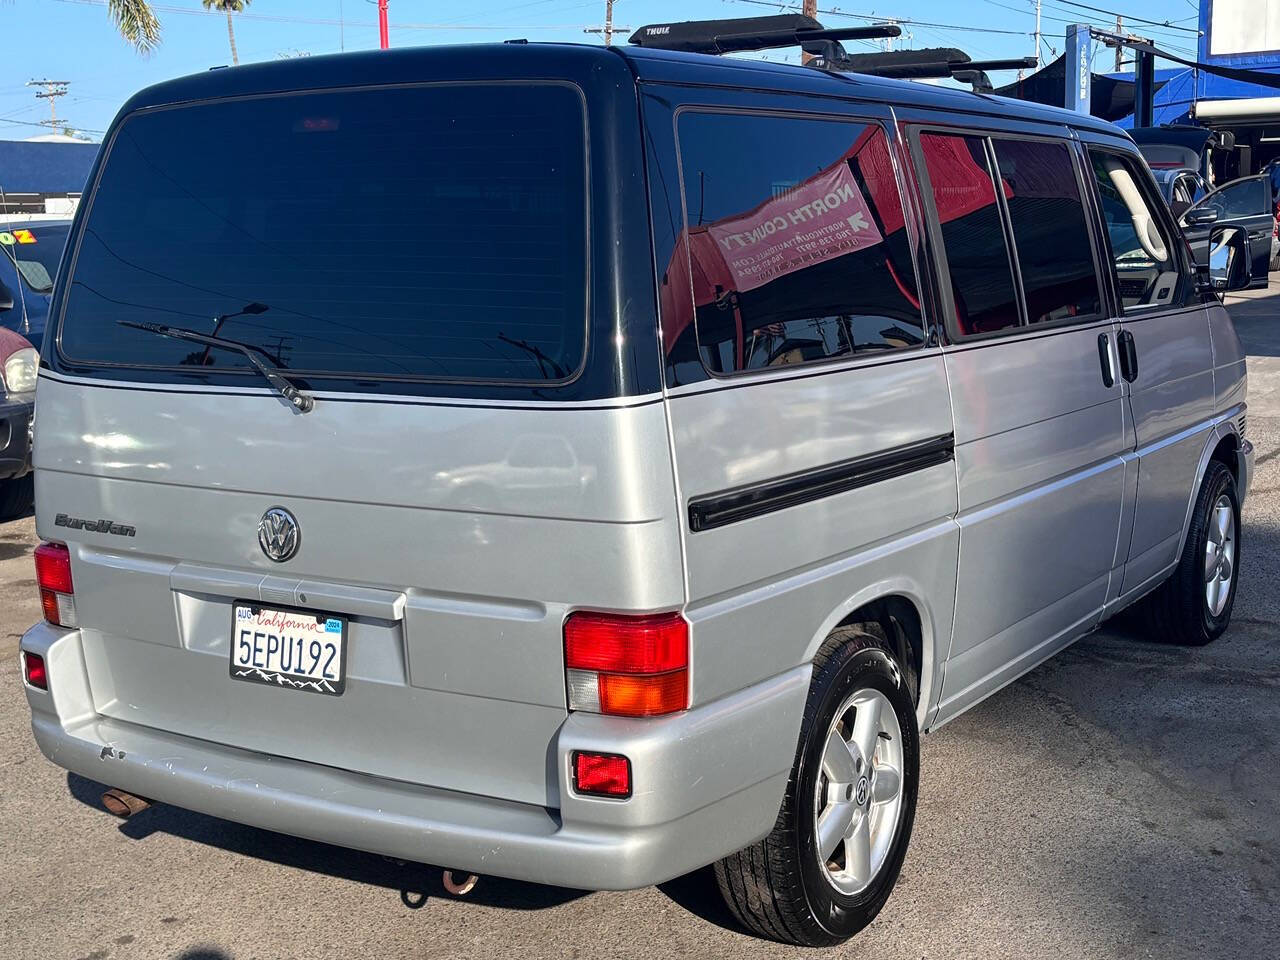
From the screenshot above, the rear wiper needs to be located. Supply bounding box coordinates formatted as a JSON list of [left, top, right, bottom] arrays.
[[118, 320, 314, 413]]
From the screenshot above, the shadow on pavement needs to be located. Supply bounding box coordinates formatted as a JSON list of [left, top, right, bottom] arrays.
[[656, 866, 742, 935], [66, 772, 589, 914]]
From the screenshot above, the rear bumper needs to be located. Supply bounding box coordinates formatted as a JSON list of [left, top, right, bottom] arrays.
[[21, 621, 808, 890], [0, 395, 33, 481]]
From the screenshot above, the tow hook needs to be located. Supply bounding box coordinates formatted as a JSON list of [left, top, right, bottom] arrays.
[[442, 870, 479, 896]]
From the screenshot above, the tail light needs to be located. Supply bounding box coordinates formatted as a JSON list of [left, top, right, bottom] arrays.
[[34, 542, 76, 627], [564, 611, 688, 717]]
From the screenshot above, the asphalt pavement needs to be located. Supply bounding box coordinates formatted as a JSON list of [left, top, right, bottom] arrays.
[[1, 291, 1277, 960]]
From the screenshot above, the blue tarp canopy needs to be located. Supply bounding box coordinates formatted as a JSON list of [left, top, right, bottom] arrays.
[[0, 139, 98, 194], [1109, 65, 1280, 128]]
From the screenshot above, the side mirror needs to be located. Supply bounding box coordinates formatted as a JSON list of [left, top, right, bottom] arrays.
[[1196, 225, 1252, 294], [1183, 206, 1219, 227], [0, 280, 13, 313]]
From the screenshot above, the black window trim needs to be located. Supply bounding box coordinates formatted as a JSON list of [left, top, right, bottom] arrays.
[[907, 123, 1110, 346], [1081, 141, 1194, 320], [52, 79, 595, 390], [668, 103, 932, 383]]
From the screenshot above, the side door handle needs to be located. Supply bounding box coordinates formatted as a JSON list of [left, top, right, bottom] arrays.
[[1097, 333, 1115, 388], [1117, 330, 1138, 383]]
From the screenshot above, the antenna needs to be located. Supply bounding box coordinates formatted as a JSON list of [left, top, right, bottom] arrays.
[[26, 79, 71, 132]]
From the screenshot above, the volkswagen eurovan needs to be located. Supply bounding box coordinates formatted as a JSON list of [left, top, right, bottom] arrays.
[[20, 32, 1255, 947]]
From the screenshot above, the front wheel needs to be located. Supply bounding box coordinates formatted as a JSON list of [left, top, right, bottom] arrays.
[[714, 627, 919, 946]]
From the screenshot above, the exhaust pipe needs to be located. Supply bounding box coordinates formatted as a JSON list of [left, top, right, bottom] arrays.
[[442, 870, 479, 896], [101, 788, 151, 819]]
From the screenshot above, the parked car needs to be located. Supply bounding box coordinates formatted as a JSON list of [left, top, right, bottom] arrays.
[[0, 326, 38, 516], [0, 220, 72, 343], [20, 34, 1255, 948], [1177, 175, 1275, 282], [1151, 166, 1209, 219]]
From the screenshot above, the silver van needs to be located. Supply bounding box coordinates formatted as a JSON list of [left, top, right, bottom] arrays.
[[20, 27, 1255, 948]]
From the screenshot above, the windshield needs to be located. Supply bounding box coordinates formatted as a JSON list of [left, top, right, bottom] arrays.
[[58, 83, 589, 383], [1, 224, 69, 294]]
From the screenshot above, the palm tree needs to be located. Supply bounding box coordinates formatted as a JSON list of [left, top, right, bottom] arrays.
[[201, 0, 251, 66], [106, 0, 162, 53]]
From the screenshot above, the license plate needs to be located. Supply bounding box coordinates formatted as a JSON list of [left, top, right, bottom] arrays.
[[229, 603, 347, 696]]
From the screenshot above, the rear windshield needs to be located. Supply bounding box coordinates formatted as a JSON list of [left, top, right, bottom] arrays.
[[1, 224, 69, 293], [58, 83, 589, 384]]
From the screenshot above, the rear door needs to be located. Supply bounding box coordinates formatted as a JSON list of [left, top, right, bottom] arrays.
[[37, 70, 682, 808], [907, 124, 1129, 722], [1181, 175, 1273, 286]]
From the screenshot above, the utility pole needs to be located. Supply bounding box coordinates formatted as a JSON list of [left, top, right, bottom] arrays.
[[583, 1, 630, 47], [802, 0, 817, 62], [1034, 0, 1042, 67], [26, 79, 70, 130], [378, 0, 389, 49], [1114, 15, 1123, 72]]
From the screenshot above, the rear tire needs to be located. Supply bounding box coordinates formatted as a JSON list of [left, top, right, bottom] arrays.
[[714, 626, 919, 946], [1139, 460, 1239, 646], [0, 474, 33, 520]]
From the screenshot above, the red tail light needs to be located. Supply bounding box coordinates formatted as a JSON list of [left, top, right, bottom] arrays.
[[573, 751, 631, 798], [22, 651, 47, 690], [564, 611, 688, 717], [34, 542, 77, 627]]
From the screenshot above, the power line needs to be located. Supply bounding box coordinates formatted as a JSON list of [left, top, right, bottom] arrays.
[[1049, 0, 1199, 33], [0, 115, 104, 135], [728, 0, 1031, 36]]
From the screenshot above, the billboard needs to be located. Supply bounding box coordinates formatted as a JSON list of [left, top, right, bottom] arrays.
[[1208, 0, 1280, 56]]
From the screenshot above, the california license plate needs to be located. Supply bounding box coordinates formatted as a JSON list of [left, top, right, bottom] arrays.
[[229, 603, 347, 696]]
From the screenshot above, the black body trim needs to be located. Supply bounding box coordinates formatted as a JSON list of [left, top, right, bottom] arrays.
[[687, 432, 955, 531]]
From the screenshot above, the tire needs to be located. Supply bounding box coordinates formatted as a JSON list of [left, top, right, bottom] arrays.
[[714, 626, 919, 946], [0, 474, 33, 520], [1139, 460, 1240, 646]]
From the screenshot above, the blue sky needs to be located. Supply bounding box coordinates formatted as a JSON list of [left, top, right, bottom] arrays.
[[2, 0, 1203, 140]]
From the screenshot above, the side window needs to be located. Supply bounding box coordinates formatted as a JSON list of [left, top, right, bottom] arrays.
[[990, 138, 1102, 325], [1089, 150, 1181, 312], [670, 111, 924, 376], [916, 132, 1020, 336], [1207, 178, 1270, 218]]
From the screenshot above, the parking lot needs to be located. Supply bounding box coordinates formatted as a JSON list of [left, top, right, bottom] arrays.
[[1, 290, 1277, 960]]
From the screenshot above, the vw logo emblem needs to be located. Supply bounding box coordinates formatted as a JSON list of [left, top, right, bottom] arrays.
[[258, 507, 300, 563]]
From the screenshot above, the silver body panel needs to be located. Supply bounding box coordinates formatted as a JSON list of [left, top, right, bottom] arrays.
[[22, 55, 1252, 892]]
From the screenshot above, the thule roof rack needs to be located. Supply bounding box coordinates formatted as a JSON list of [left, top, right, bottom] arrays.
[[626, 16, 1035, 94], [627, 14, 900, 58]]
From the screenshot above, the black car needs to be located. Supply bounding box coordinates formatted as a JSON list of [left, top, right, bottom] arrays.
[[1177, 175, 1275, 284]]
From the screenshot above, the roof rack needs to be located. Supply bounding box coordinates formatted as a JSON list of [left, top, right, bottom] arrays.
[[812, 47, 1039, 92], [627, 14, 899, 58], [626, 16, 1034, 93]]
